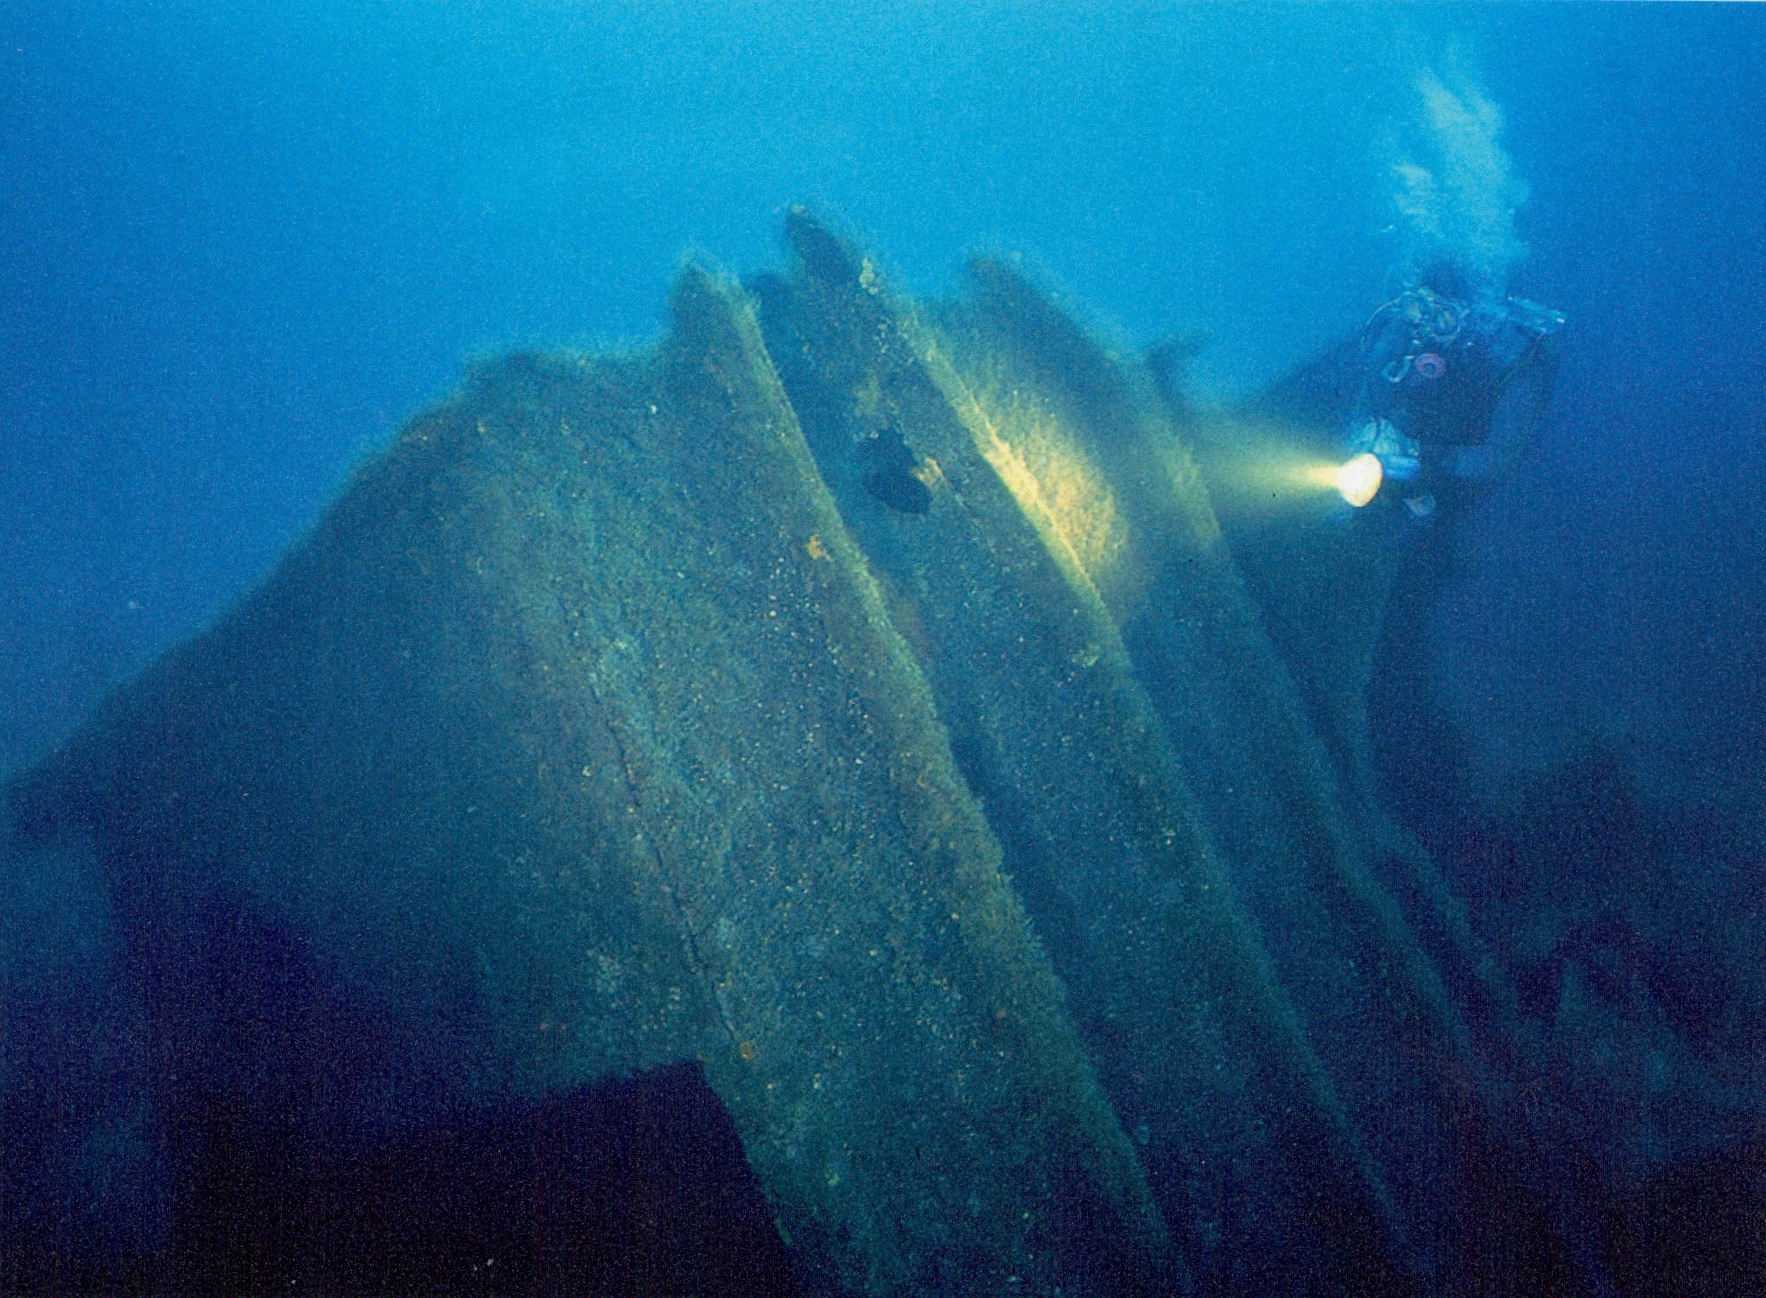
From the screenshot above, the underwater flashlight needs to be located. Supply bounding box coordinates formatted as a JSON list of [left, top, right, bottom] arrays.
[[1335, 452, 1384, 508]]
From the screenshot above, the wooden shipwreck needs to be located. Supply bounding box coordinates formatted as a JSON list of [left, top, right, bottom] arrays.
[[6, 212, 1612, 1297]]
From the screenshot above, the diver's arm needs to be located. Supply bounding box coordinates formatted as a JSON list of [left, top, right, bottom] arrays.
[[1449, 334, 1560, 483]]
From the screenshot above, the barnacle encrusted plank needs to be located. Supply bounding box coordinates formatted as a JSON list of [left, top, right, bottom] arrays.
[[8, 220, 1598, 1298], [749, 212, 1407, 1295], [8, 269, 1169, 1298], [941, 255, 1574, 1294]]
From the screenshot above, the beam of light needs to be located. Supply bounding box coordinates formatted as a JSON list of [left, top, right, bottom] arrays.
[[1198, 417, 1389, 518], [1296, 453, 1383, 507]]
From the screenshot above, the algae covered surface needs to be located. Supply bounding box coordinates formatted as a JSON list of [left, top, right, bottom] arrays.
[[3, 217, 1732, 1298]]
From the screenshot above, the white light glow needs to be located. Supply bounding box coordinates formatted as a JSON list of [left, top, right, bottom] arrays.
[[1335, 453, 1384, 508]]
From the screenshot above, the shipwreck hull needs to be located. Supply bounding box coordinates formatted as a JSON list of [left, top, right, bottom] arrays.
[[7, 216, 1600, 1296]]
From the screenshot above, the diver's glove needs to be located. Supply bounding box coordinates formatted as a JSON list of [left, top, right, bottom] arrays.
[[1346, 417, 1422, 483]]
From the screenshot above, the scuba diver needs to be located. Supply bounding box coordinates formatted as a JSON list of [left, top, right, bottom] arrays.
[[1344, 261, 1564, 526], [1352, 263, 1564, 847]]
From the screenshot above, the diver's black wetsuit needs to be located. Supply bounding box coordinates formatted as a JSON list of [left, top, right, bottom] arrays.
[[1354, 286, 1564, 840], [1348, 287, 1563, 523]]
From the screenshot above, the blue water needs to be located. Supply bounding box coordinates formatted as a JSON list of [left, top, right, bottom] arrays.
[[5, 4, 1762, 797], [3, 3, 1763, 1292]]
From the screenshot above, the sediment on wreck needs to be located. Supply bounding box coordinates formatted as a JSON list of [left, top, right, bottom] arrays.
[[7, 215, 1620, 1297]]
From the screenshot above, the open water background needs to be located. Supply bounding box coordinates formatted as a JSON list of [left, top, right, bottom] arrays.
[[3, 3, 1762, 808]]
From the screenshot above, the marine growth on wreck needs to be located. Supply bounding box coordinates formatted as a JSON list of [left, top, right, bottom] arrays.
[[4, 212, 1749, 1298]]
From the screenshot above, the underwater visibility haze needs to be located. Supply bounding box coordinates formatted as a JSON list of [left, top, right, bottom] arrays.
[[2, 4, 1764, 1295]]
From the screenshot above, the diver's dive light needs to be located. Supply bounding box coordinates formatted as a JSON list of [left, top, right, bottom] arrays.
[[1335, 452, 1384, 508]]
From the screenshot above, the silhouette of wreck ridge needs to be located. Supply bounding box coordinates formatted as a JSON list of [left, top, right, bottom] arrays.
[[8, 211, 1599, 1296]]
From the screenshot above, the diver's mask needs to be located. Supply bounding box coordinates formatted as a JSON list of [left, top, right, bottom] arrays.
[[1397, 287, 1464, 344]]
